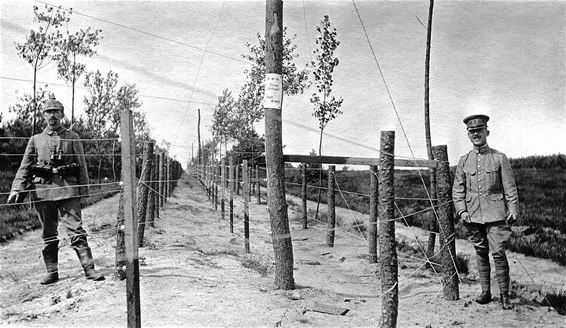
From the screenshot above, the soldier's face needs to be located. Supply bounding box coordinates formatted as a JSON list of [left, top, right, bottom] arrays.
[[467, 127, 489, 147], [43, 109, 63, 129]]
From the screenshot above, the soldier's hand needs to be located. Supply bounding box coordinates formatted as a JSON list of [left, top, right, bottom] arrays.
[[461, 212, 471, 224], [7, 191, 19, 204], [506, 213, 517, 225]]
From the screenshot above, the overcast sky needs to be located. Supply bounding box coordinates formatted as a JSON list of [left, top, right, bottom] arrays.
[[1, 0, 564, 166]]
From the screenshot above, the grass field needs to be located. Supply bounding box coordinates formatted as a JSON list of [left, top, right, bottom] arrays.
[[0, 171, 120, 242], [282, 156, 566, 266]]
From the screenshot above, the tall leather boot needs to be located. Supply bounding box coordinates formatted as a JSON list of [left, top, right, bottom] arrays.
[[494, 253, 513, 310], [75, 247, 105, 281], [475, 253, 492, 304], [40, 249, 59, 285]]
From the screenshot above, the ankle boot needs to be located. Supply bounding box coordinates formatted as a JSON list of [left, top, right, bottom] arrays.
[[475, 291, 492, 305], [500, 293, 513, 310], [75, 247, 105, 281], [40, 250, 59, 285]]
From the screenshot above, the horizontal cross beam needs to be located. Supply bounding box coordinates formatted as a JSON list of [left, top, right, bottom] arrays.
[[282, 154, 438, 168]]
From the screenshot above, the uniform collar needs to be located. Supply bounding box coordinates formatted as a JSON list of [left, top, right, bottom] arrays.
[[44, 125, 66, 136], [474, 144, 490, 154]]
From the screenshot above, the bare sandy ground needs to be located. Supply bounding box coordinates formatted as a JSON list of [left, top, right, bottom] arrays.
[[1, 174, 564, 328]]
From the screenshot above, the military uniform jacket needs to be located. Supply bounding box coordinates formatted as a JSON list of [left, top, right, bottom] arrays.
[[452, 145, 518, 224], [11, 126, 89, 201]]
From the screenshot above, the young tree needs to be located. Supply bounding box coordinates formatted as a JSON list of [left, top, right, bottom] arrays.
[[311, 15, 343, 155], [211, 89, 237, 158], [8, 86, 51, 132], [238, 27, 310, 133], [83, 70, 145, 181], [310, 15, 343, 220], [54, 26, 103, 126], [15, 5, 70, 135]]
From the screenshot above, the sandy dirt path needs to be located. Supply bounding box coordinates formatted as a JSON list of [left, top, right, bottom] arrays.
[[1, 174, 564, 327]]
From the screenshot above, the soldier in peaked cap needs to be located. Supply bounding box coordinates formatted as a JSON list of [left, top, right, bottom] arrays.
[[7, 95, 105, 284], [452, 114, 518, 310]]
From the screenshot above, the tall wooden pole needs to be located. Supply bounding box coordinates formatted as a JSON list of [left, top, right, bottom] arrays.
[[119, 108, 141, 328], [433, 145, 459, 300], [264, 0, 294, 290], [424, 0, 438, 258], [379, 131, 398, 328]]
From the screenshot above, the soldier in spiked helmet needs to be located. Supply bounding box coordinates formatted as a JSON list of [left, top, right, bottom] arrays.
[[7, 95, 105, 284]]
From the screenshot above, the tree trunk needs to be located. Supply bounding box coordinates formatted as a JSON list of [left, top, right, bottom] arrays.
[[314, 127, 324, 221], [264, 0, 294, 290]]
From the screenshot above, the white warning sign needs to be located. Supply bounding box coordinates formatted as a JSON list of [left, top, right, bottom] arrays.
[[263, 73, 283, 109]]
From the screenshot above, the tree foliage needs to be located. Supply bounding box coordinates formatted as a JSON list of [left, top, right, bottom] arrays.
[[15, 5, 71, 133], [211, 89, 238, 146], [310, 15, 343, 154], [8, 86, 52, 131], [238, 28, 310, 131], [54, 26, 103, 122]]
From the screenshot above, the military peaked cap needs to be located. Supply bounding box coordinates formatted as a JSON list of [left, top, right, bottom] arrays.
[[463, 114, 489, 130]]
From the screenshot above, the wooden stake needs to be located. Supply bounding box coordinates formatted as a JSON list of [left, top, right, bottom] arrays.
[[221, 159, 226, 220], [229, 156, 234, 233], [256, 165, 261, 204], [378, 131, 398, 328], [301, 163, 308, 229], [137, 141, 153, 246], [433, 144, 459, 300], [326, 165, 336, 247], [119, 108, 141, 328], [368, 165, 378, 263]]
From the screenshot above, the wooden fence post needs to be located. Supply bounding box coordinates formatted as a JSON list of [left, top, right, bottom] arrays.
[[152, 153, 159, 224], [137, 141, 153, 246], [256, 165, 261, 204], [302, 164, 308, 229], [221, 159, 226, 220], [326, 165, 336, 247], [379, 131, 398, 328], [115, 189, 126, 280], [164, 155, 169, 202], [214, 164, 219, 211], [158, 153, 164, 209], [229, 156, 234, 233], [119, 108, 141, 328], [146, 152, 155, 228], [243, 159, 250, 253], [369, 164, 378, 263], [235, 164, 240, 195], [433, 144, 459, 300]]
